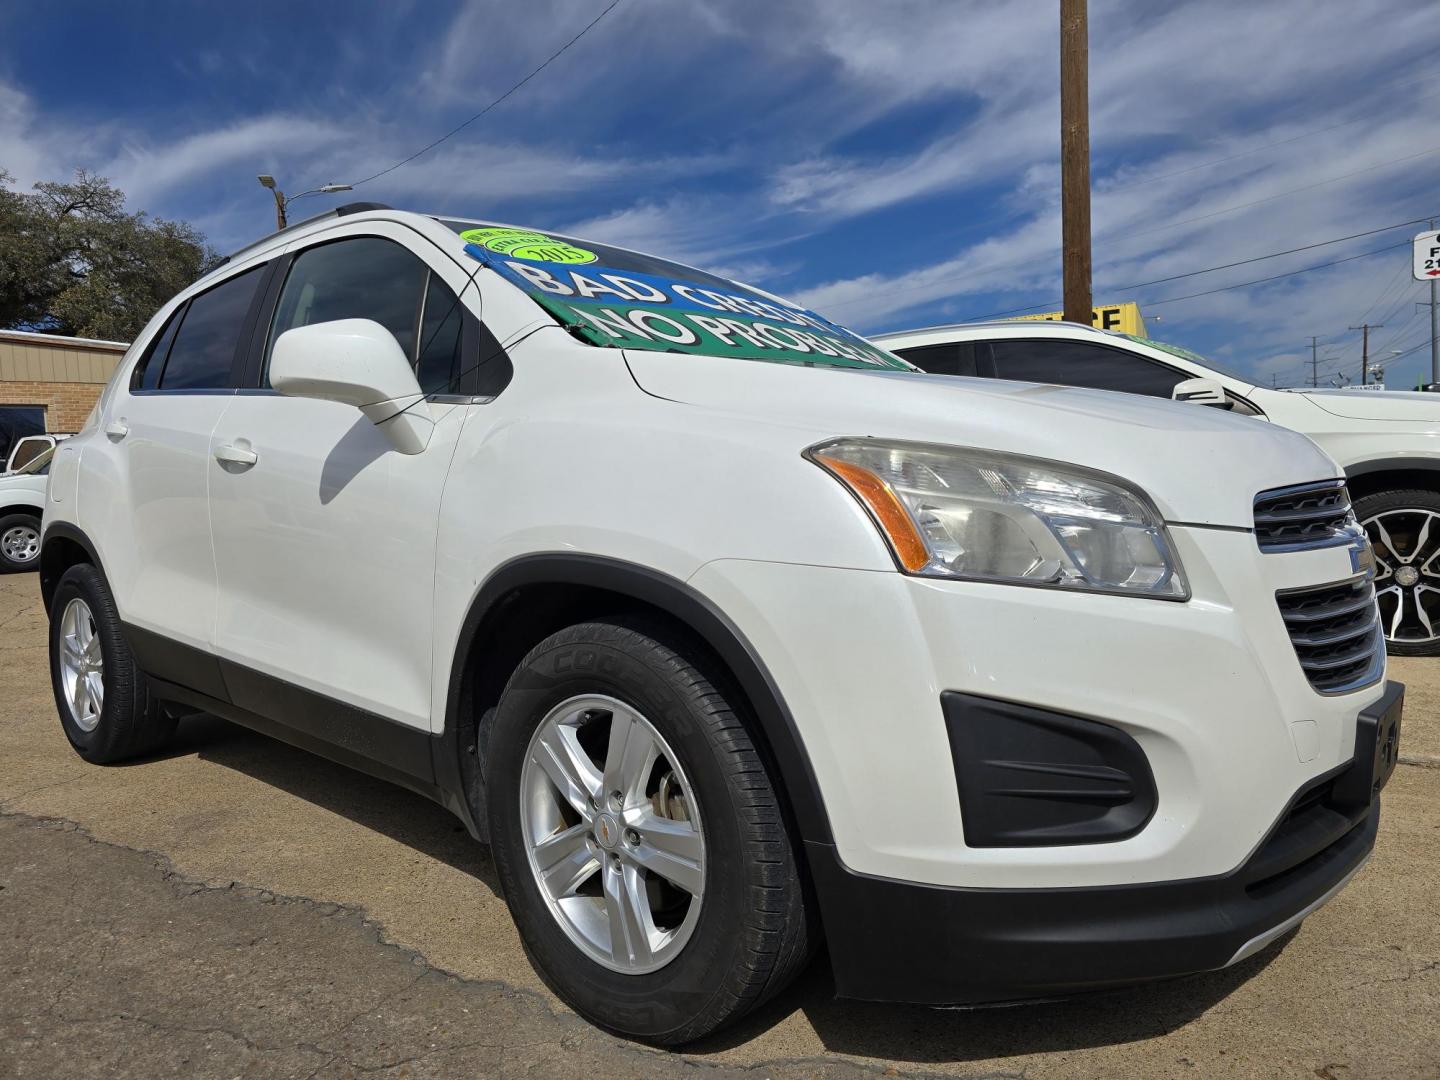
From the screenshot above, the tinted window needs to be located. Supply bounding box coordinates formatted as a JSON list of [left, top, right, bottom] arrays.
[[894, 342, 978, 377], [130, 306, 184, 391], [0, 406, 45, 466], [267, 237, 437, 382], [414, 271, 464, 394], [159, 266, 265, 389], [441, 218, 913, 373], [985, 340, 1185, 397]]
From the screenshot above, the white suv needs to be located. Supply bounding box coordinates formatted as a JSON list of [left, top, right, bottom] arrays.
[[40, 207, 1402, 1044], [875, 320, 1440, 655], [0, 446, 51, 572]]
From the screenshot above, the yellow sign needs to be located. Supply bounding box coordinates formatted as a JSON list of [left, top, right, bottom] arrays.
[[1012, 301, 1146, 337]]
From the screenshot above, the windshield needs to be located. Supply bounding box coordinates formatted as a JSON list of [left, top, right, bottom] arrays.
[[442, 219, 913, 372], [1113, 333, 1255, 384], [14, 446, 53, 475]]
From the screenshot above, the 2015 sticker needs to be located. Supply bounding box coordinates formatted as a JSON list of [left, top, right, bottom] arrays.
[[459, 227, 597, 265]]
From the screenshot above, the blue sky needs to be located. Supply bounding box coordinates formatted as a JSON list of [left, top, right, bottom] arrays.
[[3, 0, 1438, 387]]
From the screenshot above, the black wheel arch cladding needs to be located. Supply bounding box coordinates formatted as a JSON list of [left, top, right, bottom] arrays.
[[445, 553, 836, 849]]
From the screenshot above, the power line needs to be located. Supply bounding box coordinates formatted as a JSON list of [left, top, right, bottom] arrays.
[[350, 0, 625, 188], [1351, 259, 1414, 325], [1333, 277, 1426, 365], [1379, 337, 1435, 366], [1125, 145, 1440, 238], [1374, 307, 1425, 354], [1145, 240, 1411, 308], [968, 217, 1431, 320], [1373, 281, 1427, 330], [1114, 217, 1432, 292]]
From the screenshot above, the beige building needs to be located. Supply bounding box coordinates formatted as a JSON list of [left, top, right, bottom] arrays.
[[0, 329, 129, 461]]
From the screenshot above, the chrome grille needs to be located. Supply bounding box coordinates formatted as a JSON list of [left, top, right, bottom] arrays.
[[1276, 576, 1383, 694], [1253, 480, 1355, 552]]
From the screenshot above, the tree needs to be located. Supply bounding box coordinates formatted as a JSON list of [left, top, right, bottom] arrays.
[[0, 169, 221, 341]]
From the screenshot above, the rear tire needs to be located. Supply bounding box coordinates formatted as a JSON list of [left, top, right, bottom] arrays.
[[0, 512, 41, 572], [47, 563, 177, 763], [485, 616, 813, 1045]]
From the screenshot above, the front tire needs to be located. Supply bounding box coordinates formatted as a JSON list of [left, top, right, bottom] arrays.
[[485, 617, 812, 1045], [0, 512, 41, 572], [47, 563, 177, 762], [1356, 487, 1440, 656]]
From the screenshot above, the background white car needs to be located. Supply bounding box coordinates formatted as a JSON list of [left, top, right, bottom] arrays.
[[0, 445, 50, 572], [875, 320, 1440, 655], [3, 433, 71, 474]]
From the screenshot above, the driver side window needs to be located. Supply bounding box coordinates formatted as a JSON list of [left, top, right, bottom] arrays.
[[265, 236, 466, 395]]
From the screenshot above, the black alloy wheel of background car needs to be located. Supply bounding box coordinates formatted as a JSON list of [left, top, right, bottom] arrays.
[[1355, 488, 1440, 657]]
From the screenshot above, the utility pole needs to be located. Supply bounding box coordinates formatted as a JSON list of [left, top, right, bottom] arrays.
[[1348, 322, 1383, 385], [1060, 0, 1092, 326], [1429, 218, 1439, 385], [1308, 336, 1321, 388]]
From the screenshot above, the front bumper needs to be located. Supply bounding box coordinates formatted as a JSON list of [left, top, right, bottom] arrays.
[[690, 525, 1390, 888], [810, 680, 1402, 1004]]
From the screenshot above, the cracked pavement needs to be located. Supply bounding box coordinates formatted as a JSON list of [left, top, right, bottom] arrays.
[[1, 573, 1438, 1078]]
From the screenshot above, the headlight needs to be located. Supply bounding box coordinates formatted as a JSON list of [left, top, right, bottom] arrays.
[[807, 438, 1188, 600]]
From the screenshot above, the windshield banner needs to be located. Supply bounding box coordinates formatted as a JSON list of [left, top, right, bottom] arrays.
[[459, 227, 907, 370]]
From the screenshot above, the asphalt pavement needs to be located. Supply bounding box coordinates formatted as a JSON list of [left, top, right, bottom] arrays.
[[2, 573, 1437, 1078]]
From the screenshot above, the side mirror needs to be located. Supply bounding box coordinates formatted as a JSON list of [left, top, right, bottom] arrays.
[[271, 319, 434, 454], [1171, 377, 1231, 409]]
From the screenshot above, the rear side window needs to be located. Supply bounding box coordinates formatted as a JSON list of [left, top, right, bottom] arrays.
[[155, 266, 266, 390], [893, 342, 979, 377], [130, 307, 184, 391], [265, 236, 466, 394], [984, 339, 1185, 397]]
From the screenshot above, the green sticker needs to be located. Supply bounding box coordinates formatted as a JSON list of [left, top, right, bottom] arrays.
[[460, 227, 597, 265]]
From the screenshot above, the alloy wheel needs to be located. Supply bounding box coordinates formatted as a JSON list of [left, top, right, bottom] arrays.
[[1362, 507, 1440, 645], [58, 597, 105, 732], [1, 523, 39, 565], [519, 694, 706, 974]]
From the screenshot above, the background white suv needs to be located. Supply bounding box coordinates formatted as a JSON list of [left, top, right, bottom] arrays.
[[0, 445, 51, 572], [38, 207, 1401, 1043], [875, 320, 1440, 655]]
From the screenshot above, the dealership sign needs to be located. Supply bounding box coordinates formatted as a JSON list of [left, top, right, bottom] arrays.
[[1012, 301, 1147, 336], [1416, 229, 1440, 281]]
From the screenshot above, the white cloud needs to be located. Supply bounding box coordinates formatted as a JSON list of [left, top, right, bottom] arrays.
[[4, 0, 1434, 381]]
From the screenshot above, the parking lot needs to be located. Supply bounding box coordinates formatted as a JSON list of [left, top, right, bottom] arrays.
[[1, 571, 1438, 1079]]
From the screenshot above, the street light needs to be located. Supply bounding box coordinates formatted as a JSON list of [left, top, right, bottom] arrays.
[[256, 175, 353, 231]]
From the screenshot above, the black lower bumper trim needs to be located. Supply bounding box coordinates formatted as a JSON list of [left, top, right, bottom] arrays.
[[811, 681, 1400, 1005]]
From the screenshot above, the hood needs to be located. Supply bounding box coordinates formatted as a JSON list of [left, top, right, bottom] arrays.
[[0, 471, 45, 492], [1290, 389, 1440, 423], [625, 352, 1340, 528]]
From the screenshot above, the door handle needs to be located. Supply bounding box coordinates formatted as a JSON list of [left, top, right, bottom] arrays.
[[104, 420, 129, 440], [214, 443, 258, 468]]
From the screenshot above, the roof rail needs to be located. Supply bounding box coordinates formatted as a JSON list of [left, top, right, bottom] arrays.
[[336, 201, 393, 217], [873, 318, 1105, 338], [222, 202, 395, 265]]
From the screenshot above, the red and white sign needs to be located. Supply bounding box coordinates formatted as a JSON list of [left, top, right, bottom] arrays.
[[1416, 229, 1440, 280]]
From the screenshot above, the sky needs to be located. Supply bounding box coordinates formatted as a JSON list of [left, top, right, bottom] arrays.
[[2, 0, 1438, 388]]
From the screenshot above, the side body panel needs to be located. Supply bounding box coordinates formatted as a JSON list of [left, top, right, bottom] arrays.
[[74, 386, 234, 651], [207, 221, 477, 732]]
